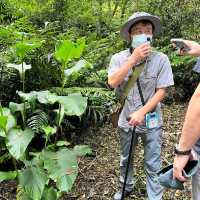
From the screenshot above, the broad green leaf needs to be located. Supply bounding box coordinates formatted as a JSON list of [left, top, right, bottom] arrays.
[[37, 91, 57, 105], [17, 90, 56, 105], [56, 93, 87, 116], [0, 107, 16, 134], [64, 59, 92, 77], [54, 38, 85, 65], [0, 116, 7, 131], [17, 91, 87, 116], [18, 166, 48, 200], [6, 128, 34, 159], [40, 148, 78, 192], [13, 41, 42, 60], [73, 145, 92, 157], [0, 171, 17, 182], [42, 186, 58, 200], [55, 40, 73, 64], [56, 141, 70, 147], [7, 63, 31, 79]]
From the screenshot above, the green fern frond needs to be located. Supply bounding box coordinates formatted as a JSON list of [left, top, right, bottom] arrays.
[[27, 110, 49, 133]]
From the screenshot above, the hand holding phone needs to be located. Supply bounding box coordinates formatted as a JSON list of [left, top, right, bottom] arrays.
[[171, 38, 190, 52]]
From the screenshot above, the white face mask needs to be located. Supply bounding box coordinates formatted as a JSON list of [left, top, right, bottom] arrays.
[[131, 34, 152, 48]]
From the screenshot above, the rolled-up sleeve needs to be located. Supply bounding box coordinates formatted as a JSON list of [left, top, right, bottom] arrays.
[[108, 54, 121, 77]]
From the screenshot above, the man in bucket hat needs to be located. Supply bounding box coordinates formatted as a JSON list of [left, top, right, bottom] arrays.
[[108, 12, 174, 199]]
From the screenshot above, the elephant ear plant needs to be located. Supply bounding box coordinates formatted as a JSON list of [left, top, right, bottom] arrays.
[[0, 38, 92, 199], [54, 38, 92, 133]]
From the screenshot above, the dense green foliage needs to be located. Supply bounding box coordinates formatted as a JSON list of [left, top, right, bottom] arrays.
[[0, 0, 200, 199], [1, 0, 200, 102]]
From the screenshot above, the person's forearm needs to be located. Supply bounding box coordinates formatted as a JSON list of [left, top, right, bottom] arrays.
[[178, 84, 200, 150], [108, 58, 137, 88], [139, 88, 166, 115]]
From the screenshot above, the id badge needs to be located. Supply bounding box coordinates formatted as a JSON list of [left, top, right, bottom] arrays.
[[145, 112, 159, 129]]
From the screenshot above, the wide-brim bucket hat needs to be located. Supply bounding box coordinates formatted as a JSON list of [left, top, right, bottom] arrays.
[[120, 12, 162, 41]]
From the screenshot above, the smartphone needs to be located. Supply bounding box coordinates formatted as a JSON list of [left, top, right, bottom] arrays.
[[170, 38, 190, 52]]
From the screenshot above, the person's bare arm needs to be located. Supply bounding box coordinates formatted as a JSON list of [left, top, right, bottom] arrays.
[[173, 84, 200, 182], [108, 43, 151, 88], [178, 83, 200, 150], [128, 88, 166, 126], [172, 40, 200, 182]]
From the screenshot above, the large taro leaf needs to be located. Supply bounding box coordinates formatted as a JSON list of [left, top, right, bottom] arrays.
[[6, 128, 34, 159], [54, 38, 85, 65], [0, 171, 17, 182], [40, 148, 78, 192], [56, 93, 87, 116], [18, 166, 48, 200], [17, 90, 57, 105], [41, 186, 58, 200], [18, 91, 87, 116]]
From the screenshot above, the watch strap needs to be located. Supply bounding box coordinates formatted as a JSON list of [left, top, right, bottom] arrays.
[[174, 145, 191, 155]]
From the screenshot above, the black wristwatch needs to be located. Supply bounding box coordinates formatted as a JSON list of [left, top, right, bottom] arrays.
[[174, 145, 191, 155]]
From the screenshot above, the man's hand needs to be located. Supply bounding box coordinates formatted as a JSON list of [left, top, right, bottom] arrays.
[[128, 43, 151, 66], [173, 154, 190, 182], [108, 43, 152, 88], [128, 110, 145, 126], [179, 40, 200, 56]]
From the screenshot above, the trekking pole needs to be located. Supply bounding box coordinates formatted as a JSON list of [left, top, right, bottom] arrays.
[[121, 125, 136, 200]]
